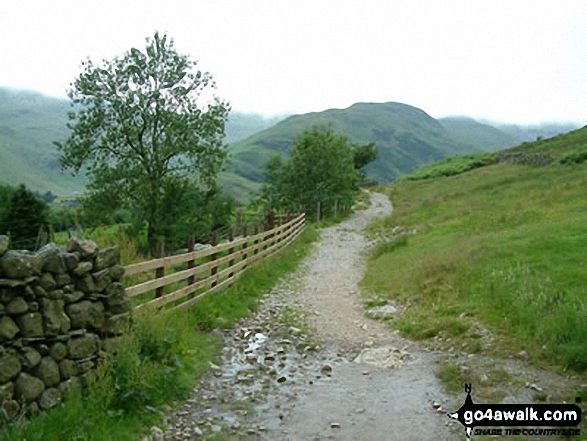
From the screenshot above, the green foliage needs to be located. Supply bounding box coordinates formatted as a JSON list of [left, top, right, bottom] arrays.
[[0, 184, 49, 249], [362, 128, 587, 370], [261, 127, 359, 216], [400, 153, 497, 181], [559, 147, 587, 165], [56, 32, 230, 250], [352, 141, 378, 178]]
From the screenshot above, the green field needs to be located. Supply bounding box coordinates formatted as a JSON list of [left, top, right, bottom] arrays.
[[362, 127, 587, 369]]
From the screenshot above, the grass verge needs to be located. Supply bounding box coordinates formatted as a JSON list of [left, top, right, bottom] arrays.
[[362, 130, 587, 371]]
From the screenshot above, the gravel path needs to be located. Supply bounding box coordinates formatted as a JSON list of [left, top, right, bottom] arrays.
[[150, 193, 462, 441]]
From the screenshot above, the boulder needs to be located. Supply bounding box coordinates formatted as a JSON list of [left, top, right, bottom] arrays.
[[0, 352, 21, 384], [36, 244, 65, 275], [0, 316, 20, 341], [93, 246, 120, 271], [14, 372, 45, 402], [34, 356, 60, 387]]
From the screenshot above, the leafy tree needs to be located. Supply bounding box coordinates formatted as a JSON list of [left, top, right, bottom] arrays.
[[56, 32, 230, 249], [353, 141, 378, 178], [261, 127, 359, 216], [0, 184, 49, 249]]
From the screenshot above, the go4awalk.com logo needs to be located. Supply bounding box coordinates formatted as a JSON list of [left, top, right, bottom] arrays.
[[448, 384, 582, 439]]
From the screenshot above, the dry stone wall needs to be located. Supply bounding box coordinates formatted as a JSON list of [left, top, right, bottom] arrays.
[[0, 236, 129, 421]]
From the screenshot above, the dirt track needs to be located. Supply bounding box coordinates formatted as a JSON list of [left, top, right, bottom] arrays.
[[155, 193, 463, 440]]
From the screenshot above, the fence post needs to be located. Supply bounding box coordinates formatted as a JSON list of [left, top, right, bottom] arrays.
[[210, 232, 218, 288], [187, 235, 195, 286], [316, 201, 321, 222], [228, 228, 235, 278], [242, 224, 248, 270], [254, 224, 259, 256], [155, 240, 165, 298]]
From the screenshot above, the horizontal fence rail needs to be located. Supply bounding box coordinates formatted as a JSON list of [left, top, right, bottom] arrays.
[[123, 213, 306, 311]]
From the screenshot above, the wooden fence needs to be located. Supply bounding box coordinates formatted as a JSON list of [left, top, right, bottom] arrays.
[[122, 213, 306, 311]]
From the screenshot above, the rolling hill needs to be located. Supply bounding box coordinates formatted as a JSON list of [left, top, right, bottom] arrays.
[[225, 102, 581, 197], [0, 87, 285, 196]]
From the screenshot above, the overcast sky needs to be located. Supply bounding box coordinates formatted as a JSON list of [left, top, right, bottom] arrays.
[[1, 0, 586, 124]]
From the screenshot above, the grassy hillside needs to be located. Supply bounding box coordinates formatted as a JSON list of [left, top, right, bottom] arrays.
[[228, 102, 482, 185], [225, 103, 580, 199], [439, 116, 519, 152], [0, 88, 86, 195], [0, 87, 282, 198], [363, 127, 587, 370]]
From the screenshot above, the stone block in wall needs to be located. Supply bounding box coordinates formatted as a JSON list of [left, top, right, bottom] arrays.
[[6, 297, 28, 315], [0, 277, 34, 289], [62, 252, 79, 272], [75, 275, 96, 293], [0, 250, 42, 279], [16, 313, 44, 338], [0, 381, 14, 402], [49, 342, 67, 362], [19, 347, 41, 370], [104, 313, 130, 335], [14, 372, 45, 402], [46, 289, 63, 301], [40, 298, 70, 336], [63, 291, 84, 305], [108, 265, 125, 281], [93, 246, 120, 271], [0, 235, 8, 257], [102, 336, 124, 353], [39, 273, 56, 291], [36, 244, 65, 275], [66, 238, 98, 259], [66, 301, 104, 330], [39, 387, 61, 410], [54, 273, 71, 288], [58, 376, 81, 398], [0, 316, 19, 342], [105, 283, 130, 314], [72, 261, 93, 277], [1, 399, 20, 420], [59, 359, 79, 380], [0, 352, 21, 383], [0, 287, 16, 304], [67, 333, 99, 359], [34, 356, 60, 387], [92, 269, 112, 292]]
